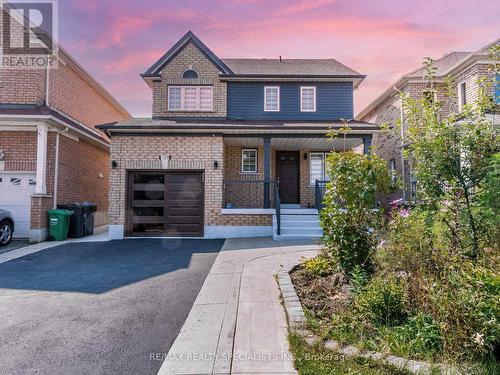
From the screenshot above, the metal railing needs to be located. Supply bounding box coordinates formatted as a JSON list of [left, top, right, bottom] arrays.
[[223, 176, 278, 209], [315, 180, 328, 210], [274, 179, 281, 235]]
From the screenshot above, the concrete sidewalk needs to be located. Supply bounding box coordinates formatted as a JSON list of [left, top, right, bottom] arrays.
[[158, 237, 320, 375]]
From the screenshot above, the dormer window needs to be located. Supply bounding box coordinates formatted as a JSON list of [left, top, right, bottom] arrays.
[[168, 86, 213, 111], [182, 69, 198, 79], [264, 86, 280, 112]]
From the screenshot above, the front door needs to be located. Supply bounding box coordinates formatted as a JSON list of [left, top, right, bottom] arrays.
[[276, 151, 300, 204]]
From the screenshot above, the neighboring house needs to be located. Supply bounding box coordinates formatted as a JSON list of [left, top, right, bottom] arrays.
[[358, 39, 500, 207], [0, 12, 130, 242], [97, 31, 378, 240]]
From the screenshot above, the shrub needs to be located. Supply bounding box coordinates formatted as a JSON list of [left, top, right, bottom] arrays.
[[320, 151, 391, 274], [355, 276, 408, 327], [302, 255, 335, 277], [390, 313, 443, 358], [350, 265, 370, 294]]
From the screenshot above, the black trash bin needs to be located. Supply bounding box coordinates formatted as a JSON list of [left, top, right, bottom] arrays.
[[57, 203, 86, 238], [81, 202, 97, 236]]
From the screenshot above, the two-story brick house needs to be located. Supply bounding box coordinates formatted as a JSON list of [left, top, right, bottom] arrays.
[[358, 39, 499, 207], [0, 9, 130, 242], [98, 31, 379, 240]]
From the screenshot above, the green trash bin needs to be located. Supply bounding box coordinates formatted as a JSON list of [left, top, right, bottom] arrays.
[[47, 209, 73, 241]]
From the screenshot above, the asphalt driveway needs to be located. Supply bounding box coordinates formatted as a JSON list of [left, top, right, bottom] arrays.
[[0, 239, 224, 375]]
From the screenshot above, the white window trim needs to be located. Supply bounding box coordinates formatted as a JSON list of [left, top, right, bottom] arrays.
[[309, 152, 330, 186], [264, 86, 280, 112], [458, 81, 467, 111], [300, 86, 316, 112], [167, 85, 214, 112], [241, 148, 258, 173]]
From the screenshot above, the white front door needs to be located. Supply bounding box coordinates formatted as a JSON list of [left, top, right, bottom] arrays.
[[0, 172, 36, 238]]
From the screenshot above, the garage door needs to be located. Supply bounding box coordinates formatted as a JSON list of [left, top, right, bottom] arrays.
[[127, 171, 204, 237], [0, 172, 36, 238]]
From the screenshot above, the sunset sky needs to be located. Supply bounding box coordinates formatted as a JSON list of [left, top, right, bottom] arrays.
[[59, 0, 500, 117]]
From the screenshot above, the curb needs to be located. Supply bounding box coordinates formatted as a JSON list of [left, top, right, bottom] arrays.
[[276, 266, 461, 375]]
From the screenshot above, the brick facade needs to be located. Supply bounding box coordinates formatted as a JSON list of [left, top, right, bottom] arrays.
[[361, 61, 496, 207], [153, 42, 227, 118], [223, 144, 319, 209]]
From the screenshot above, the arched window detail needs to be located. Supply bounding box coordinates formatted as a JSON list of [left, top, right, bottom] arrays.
[[182, 69, 198, 79]]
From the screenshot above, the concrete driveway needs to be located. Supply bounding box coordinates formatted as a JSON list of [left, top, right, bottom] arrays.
[[0, 239, 224, 375]]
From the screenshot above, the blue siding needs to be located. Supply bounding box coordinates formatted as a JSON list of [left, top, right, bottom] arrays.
[[227, 82, 353, 120]]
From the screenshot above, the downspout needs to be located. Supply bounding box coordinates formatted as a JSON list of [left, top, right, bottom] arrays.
[[394, 86, 407, 203], [45, 64, 50, 106], [53, 127, 68, 209]]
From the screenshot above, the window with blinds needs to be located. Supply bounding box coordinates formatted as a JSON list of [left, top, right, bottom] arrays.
[[301, 86, 316, 112], [264, 86, 280, 111], [168, 86, 213, 111], [309, 152, 330, 185]]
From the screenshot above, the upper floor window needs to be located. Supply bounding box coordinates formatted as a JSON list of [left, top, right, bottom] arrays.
[[168, 86, 213, 111], [182, 69, 198, 79], [300, 86, 316, 112], [264, 86, 280, 112], [459, 81, 467, 110]]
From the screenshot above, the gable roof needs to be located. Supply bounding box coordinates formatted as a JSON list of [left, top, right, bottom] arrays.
[[357, 38, 499, 120], [142, 31, 364, 83], [142, 31, 234, 76], [220, 58, 363, 77]]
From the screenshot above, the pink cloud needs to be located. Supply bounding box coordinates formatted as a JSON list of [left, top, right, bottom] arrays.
[[58, 0, 499, 117]]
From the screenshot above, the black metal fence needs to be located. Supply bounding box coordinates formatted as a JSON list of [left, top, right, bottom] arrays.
[[315, 180, 328, 210]]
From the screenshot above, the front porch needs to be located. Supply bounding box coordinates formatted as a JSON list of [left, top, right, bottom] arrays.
[[222, 134, 371, 209], [221, 133, 373, 238]]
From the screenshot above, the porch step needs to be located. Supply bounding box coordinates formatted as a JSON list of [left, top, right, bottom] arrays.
[[272, 209, 323, 239], [280, 204, 301, 209], [280, 227, 323, 236], [280, 208, 318, 215]]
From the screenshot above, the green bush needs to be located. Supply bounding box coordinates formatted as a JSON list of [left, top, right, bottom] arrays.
[[355, 276, 408, 327], [390, 313, 443, 358], [320, 151, 391, 274], [302, 255, 335, 277]]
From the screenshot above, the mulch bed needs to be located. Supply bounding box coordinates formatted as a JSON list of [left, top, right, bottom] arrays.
[[289, 265, 352, 321]]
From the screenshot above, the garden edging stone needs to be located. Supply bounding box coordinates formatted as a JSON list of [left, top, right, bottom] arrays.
[[276, 266, 461, 375]]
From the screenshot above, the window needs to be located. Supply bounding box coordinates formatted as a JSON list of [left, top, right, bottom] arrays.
[[10, 177, 21, 186], [182, 69, 198, 79], [459, 82, 467, 110], [309, 152, 330, 185], [168, 86, 213, 111], [495, 74, 500, 104], [389, 159, 397, 184], [241, 149, 257, 173], [300, 86, 316, 112], [264, 86, 280, 111]]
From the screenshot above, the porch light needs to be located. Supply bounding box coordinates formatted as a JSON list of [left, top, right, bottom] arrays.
[[303, 153, 308, 160], [111, 160, 118, 169], [214, 160, 219, 169]]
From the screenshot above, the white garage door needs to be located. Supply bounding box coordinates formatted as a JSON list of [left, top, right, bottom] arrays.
[[0, 172, 36, 238]]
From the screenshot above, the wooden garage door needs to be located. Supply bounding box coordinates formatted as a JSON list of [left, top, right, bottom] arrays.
[[127, 171, 204, 237]]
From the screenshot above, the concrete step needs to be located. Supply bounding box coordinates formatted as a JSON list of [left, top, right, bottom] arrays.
[[280, 204, 301, 209], [280, 227, 323, 236], [280, 208, 318, 215], [273, 233, 322, 240], [274, 220, 320, 228]]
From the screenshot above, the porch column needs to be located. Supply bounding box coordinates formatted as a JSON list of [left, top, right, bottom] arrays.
[[263, 137, 271, 208], [362, 135, 372, 156], [36, 123, 48, 194]]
